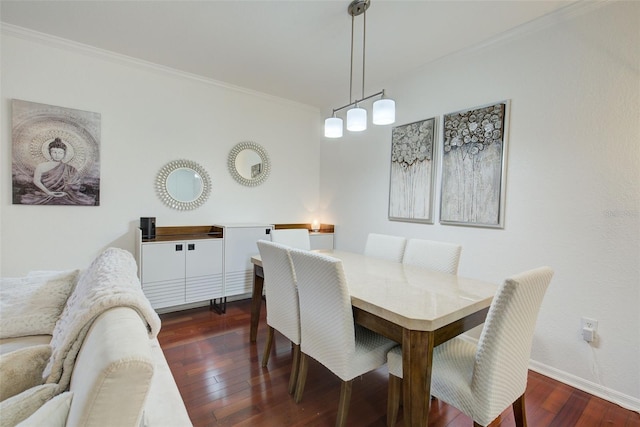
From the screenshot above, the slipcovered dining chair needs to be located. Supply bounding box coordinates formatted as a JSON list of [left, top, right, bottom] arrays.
[[256, 240, 301, 395], [402, 238, 462, 274], [386, 266, 554, 427], [289, 249, 397, 427], [270, 229, 311, 250], [364, 233, 406, 262]]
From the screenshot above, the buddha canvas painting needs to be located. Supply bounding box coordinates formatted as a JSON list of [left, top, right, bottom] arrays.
[[12, 99, 101, 206]]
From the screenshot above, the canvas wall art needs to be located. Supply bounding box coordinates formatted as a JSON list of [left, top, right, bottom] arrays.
[[12, 100, 101, 206], [388, 117, 437, 223], [439, 100, 509, 228]]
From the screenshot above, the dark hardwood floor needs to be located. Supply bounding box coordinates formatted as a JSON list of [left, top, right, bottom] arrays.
[[158, 299, 639, 427]]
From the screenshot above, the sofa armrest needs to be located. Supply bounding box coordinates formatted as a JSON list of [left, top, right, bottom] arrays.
[[65, 307, 154, 427]]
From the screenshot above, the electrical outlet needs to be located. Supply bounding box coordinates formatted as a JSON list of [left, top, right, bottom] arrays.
[[581, 317, 598, 331], [581, 317, 598, 342]]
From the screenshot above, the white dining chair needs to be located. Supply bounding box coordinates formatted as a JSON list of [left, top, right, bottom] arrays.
[[289, 248, 397, 427], [386, 266, 554, 427], [256, 240, 301, 395], [363, 233, 406, 262], [402, 238, 462, 274], [270, 229, 311, 250]]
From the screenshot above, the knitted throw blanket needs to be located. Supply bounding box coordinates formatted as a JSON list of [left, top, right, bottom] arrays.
[[42, 247, 161, 392]]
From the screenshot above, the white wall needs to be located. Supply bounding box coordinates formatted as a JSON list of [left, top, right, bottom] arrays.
[[1, 0, 638, 412], [1, 28, 322, 276], [320, 1, 639, 409]]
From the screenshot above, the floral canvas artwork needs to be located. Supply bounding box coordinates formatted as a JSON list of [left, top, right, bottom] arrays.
[[12, 100, 101, 206], [440, 101, 509, 228], [388, 118, 437, 223]]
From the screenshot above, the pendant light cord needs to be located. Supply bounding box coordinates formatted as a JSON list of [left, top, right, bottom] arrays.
[[362, 7, 366, 100], [349, 14, 355, 104]]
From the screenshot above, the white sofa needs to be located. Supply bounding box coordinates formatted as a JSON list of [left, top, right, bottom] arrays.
[[0, 248, 192, 427]]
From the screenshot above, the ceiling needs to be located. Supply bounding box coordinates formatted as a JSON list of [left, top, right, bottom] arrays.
[[1, 0, 577, 111]]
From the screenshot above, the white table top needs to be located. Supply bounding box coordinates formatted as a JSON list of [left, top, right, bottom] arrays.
[[251, 250, 498, 332]]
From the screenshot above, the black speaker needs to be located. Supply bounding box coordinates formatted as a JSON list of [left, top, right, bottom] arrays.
[[140, 217, 156, 240]]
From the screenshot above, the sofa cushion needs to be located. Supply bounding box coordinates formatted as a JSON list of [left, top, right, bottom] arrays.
[[0, 270, 79, 339], [0, 384, 58, 427], [142, 339, 193, 427], [0, 345, 51, 401], [15, 392, 72, 427]]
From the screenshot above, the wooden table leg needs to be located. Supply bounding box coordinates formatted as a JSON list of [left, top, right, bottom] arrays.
[[250, 264, 264, 343], [402, 329, 434, 427]]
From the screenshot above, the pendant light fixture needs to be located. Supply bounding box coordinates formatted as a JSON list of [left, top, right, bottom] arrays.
[[324, 0, 395, 138]]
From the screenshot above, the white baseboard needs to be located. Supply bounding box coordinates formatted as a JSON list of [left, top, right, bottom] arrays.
[[528, 360, 640, 413], [456, 334, 639, 412]]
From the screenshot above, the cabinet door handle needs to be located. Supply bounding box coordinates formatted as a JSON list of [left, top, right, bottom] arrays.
[[175, 244, 183, 251], [188, 244, 195, 251]]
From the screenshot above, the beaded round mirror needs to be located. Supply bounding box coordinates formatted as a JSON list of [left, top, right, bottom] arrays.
[[228, 141, 271, 186], [156, 159, 211, 210]]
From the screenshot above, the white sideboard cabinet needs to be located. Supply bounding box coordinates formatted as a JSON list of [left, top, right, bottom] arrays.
[[215, 223, 273, 302], [272, 224, 335, 250], [136, 226, 224, 310], [309, 232, 334, 250], [136, 223, 334, 313]]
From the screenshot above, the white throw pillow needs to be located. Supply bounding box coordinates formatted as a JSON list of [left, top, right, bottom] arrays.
[[0, 384, 58, 427], [0, 344, 51, 401], [15, 392, 72, 427], [0, 270, 79, 339]]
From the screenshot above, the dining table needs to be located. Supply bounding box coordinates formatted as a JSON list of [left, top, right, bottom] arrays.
[[249, 250, 498, 427]]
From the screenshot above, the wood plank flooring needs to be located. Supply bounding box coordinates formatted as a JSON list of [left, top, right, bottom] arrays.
[[158, 299, 640, 427]]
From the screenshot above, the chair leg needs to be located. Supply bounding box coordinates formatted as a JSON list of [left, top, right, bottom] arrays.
[[513, 394, 527, 427], [288, 344, 301, 395], [387, 374, 401, 427], [294, 353, 309, 403], [261, 326, 275, 368], [336, 380, 353, 427]]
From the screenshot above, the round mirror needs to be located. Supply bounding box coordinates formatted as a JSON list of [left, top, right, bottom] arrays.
[[235, 149, 262, 180], [228, 141, 270, 186], [156, 159, 211, 210], [166, 168, 203, 202]]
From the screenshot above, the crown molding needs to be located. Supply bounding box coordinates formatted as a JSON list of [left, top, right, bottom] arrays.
[[414, 0, 612, 72], [0, 22, 319, 113], [474, 0, 611, 49]]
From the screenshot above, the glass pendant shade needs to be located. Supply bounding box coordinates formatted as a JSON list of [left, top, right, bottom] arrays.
[[324, 117, 343, 138], [372, 98, 396, 125], [346, 107, 367, 131]]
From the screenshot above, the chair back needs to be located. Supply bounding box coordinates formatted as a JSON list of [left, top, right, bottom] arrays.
[[271, 229, 311, 250], [257, 240, 300, 345], [471, 266, 554, 418], [364, 233, 406, 262], [402, 238, 462, 274], [289, 249, 356, 372]]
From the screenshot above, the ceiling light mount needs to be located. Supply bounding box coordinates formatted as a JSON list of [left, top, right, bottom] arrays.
[[348, 0, 370, 18], [324, 0, 395, 138]]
